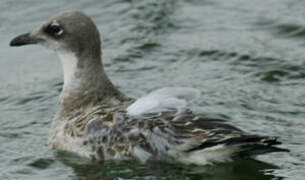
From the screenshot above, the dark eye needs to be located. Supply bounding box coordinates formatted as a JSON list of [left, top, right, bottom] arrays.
[[45, 21, 64, 37]]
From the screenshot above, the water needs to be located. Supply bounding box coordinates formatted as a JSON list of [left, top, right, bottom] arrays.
[[0, 0, 304, 179]]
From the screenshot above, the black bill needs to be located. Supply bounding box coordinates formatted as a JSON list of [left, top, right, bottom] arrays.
[[10, 33, 37, 47]]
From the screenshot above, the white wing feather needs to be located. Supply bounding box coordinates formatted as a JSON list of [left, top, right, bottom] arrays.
[[127, 87, 200, 116]]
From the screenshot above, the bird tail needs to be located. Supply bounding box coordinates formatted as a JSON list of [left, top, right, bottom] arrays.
[[225, 135, 289, 157]]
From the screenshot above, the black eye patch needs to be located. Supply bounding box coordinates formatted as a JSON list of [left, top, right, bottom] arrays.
[[45, 23, 64, 37]]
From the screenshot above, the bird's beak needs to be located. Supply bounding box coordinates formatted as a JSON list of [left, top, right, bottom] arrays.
[[10, 33, 37, 47]]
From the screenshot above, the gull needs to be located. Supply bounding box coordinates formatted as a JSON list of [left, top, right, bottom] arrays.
[[10, 11, 288, 165]]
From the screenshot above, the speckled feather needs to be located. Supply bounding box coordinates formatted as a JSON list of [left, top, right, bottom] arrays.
[[60, 105, 287, 164]]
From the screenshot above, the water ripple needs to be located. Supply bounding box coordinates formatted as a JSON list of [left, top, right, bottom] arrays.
[[274, 24, 305, 38], [28, 158, 55, 169]]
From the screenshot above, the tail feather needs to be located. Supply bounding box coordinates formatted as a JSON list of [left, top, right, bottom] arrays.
[[187, 135, 289, 156], [238, 144, 289, 157], [225, 135, 289, 156]]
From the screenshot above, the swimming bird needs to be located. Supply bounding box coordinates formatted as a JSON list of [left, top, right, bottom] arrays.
[[10, 11, 288, 165]]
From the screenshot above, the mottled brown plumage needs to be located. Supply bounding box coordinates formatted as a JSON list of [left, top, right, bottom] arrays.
[[53, 103, 288, 164]]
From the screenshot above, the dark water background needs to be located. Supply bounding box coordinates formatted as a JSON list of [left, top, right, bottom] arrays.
[[1, 0, 305, 179]]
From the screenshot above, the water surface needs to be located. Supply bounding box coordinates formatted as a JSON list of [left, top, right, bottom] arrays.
[[1, 0, 304, 179]]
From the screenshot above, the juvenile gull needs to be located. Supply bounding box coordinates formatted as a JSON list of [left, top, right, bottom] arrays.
[[10, 11, 288, 164]]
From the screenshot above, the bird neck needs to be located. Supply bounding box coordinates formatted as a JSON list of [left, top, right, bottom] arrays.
[[57, 51, 127, 117]]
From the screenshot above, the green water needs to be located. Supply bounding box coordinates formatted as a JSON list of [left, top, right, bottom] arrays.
[[0, 0, 304, 179]]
